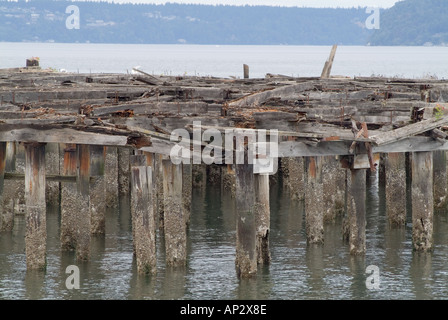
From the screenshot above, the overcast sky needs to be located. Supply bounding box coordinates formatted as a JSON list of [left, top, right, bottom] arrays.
[[93, 0, 403, 8]]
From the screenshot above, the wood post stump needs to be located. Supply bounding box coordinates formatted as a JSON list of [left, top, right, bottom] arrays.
[[3, 142, 26, 219], [385, 152, 407, 226], [60, 144, 77, 251], [130, 155, 156, 274], [235, 162, 257, 278], [192, 163, 207, 189], [254, 173, 270, 265], [162, 160, 186, 267], [1, 141, 21, 231], [90, 145, 106, 235], [182, 163, 192, 226], [323, 156, 345, 222], [24, 142, 47, 270], [346, 168, 367, 255], [155, 154, 164, 230], [105, 146, 119, 209], [143, 152, 159, 229], [117, 147, 131, 197], [221, 164, 236, 198], [76, 144, 91, 261], [45, 143, 60, 206], [243, 64, 249, 79], [0, 142, 16, 232], [60, 144, 91, 260], [411, 151, 434, 252], [305, 156, 324, 244], [287, 157, 305, 201]]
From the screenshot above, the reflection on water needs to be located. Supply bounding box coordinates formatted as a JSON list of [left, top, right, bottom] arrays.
[[1, 170, 448, 300]]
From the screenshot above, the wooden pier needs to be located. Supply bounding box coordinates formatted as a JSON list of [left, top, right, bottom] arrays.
[[1, 65, 448, 277]]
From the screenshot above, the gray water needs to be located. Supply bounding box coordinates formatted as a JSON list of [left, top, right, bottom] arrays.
[[1, 171, 448, 300], [1, 43, 448, 79]]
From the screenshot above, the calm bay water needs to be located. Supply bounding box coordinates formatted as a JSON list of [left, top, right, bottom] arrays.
[[1, 172, 448, 300], [1, 43, 448, 301], [1, 43, 448, 79]]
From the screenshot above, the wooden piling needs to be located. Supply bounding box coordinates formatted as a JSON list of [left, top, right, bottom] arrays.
[[323, 156, 345, 222], [162, 159, 186, 267], [235, 162, 257, 278], [254, 173, 270, 265], [411, 151, 434, 252], [0, 142, 17, 231], [221, 164, 236, 198], [192, 163, 207, 189], [285, 157, 305, 201], [143, 152, 158, 228], [90, 145, 106, 235], [45, 143, 60, 206], [5, 142, 26, 216], [117, 147, 131, 197], [105, 146, 119, 209], [385, 152, 407, 226], [155, 154, 164, 230], [305, 156, 324, 244], [182, 163, 192, 226], [24, 142, 47, 270], [76, 144, 91, 261], [130, 155, 156, 274], [347, 168, 367, 255], [60, 144, 77, 250]]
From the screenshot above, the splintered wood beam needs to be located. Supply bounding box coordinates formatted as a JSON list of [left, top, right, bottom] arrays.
[[370, 116, 448, 146]]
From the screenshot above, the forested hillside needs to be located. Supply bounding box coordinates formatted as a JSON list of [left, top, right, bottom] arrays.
[[369, 0, 448, 46], [0, 0, 373, 45], [1, 0, 447, 46]]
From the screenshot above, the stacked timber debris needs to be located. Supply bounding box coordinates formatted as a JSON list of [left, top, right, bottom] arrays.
[[0, 67, 447, 155], [1, 66, 448, 276]]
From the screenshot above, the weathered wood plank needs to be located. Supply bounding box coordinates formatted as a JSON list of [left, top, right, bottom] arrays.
[[0, 127, 129, 146], [370, 116, 448, 146]]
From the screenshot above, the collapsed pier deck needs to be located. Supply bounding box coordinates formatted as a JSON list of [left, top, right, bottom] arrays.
[[1, 67, 447, 277]]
